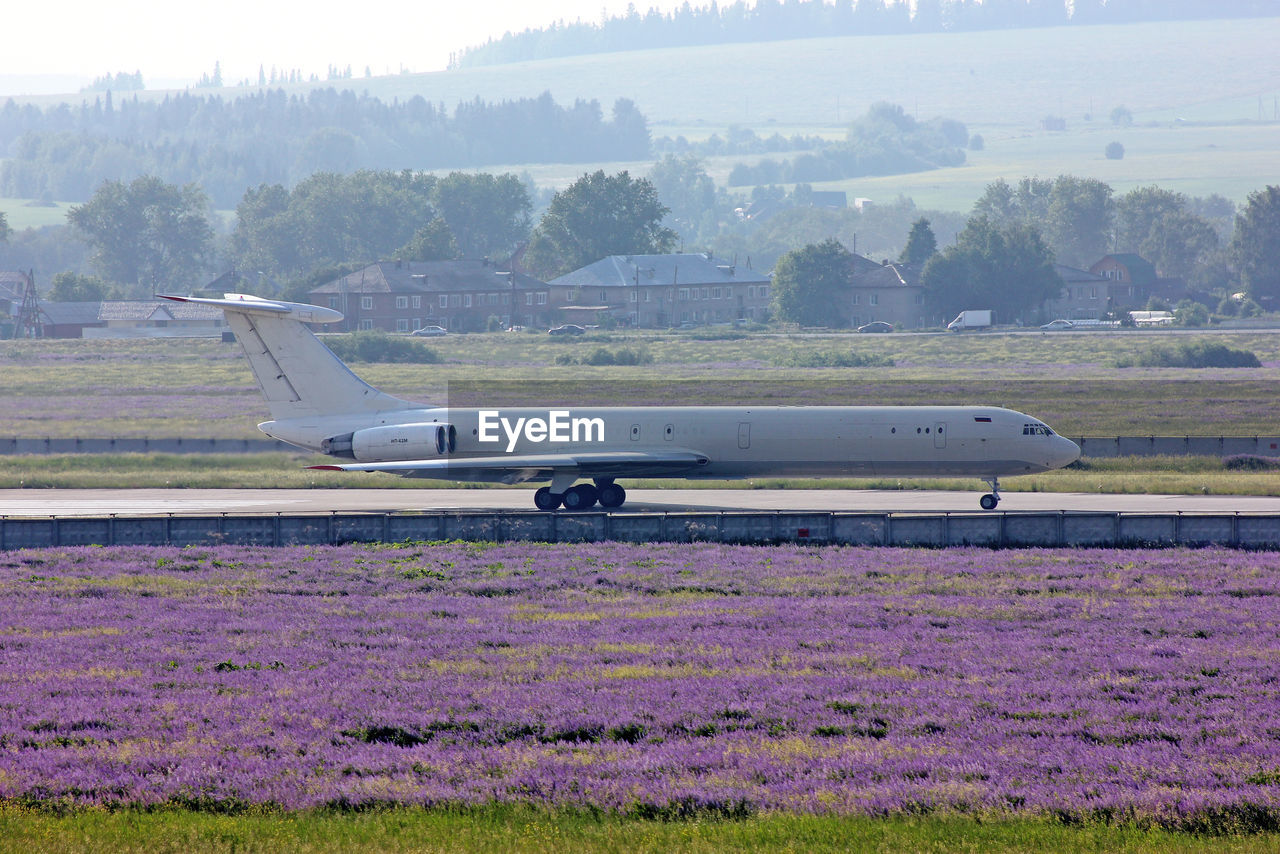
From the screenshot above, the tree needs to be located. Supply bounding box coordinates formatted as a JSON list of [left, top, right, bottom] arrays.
[[1115, 186, 1186, 250], [972, 177, 1052, 228], [1138, 209, 1219, 280], [395, 217, 459, 262], [1231, 185, 1280, 304], [67, 176, 213, 291], [231, 171, 438, 277], [973, 175, 1113, 268], [921, 216, 1062, 322], [523, 170, 676, 278], [1044, 175, 1114, 268], [48, 272, 109, 302], [899, 217, 938, 264], [431, 172, 531, 259], [0, 210, 10, 243], [1105, 141, 1125, 160], [648, 154, 720, 243], [1110, 105, 1133, 126], [772, 238, 854, 327]]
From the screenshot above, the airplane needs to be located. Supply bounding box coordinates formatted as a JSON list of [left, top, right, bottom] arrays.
[[159, 293, 1081, 511]]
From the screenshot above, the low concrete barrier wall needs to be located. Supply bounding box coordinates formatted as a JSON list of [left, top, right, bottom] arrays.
[[0, 438, 295, 455], [7, 437, 1280, 458], [1075, 437, 1280, 458], [5, 511, 1280, 550]]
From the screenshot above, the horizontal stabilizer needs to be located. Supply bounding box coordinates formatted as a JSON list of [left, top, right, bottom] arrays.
[[158, 293, 345, 324]]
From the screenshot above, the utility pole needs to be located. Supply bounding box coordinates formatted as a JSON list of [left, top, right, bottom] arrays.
[[16, 270, 43, 339]]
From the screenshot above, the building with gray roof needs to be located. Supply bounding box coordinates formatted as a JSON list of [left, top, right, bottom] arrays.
[[551, 253, 772, 327]]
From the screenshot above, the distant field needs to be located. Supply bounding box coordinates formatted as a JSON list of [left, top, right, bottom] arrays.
[[3, 329, 1280, 440], [1, 18, 1274, 216], [0, 196, 73, 231], [345, 19, 1280, 131], [339, 17, 1280, 204]]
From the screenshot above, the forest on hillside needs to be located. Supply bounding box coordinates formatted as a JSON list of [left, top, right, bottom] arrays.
[[453, 0, 1273, 68], [0, 90, 652, 208]]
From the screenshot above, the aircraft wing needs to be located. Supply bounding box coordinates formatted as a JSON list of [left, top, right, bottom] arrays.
[[309, 450, 710, 484]]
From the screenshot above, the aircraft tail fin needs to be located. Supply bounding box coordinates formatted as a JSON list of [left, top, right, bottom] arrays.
[[159, 293, 416, 421]]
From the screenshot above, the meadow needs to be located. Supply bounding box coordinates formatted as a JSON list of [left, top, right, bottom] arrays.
[[4, 329, 1280, 439], [3, 541, 1280, 851]]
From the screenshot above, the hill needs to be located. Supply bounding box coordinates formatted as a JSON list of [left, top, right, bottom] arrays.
[[1, 16, 1276, 217]]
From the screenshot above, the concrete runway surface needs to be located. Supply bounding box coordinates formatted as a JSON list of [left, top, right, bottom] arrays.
[[3, 488, 1280, 517]]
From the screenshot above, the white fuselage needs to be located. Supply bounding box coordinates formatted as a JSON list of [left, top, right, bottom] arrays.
[[263, 403, 1080, 482]]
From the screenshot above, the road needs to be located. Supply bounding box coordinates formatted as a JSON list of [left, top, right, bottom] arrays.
[[3, 488, 1280, 517]]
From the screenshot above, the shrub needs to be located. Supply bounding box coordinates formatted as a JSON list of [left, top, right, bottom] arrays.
[[1224, 454, 1280, 471], [1174, 301, 1209, 327], [771, 350, 895, 368], [1117, 341, 1260, 368], [1105, 141, 1125, 160], [324, 330, 440, 363], [556, 346, 653, 366]]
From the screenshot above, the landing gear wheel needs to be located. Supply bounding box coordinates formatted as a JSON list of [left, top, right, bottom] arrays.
[[533, 487, 561, 511], [562, 483, 599, 510], [979, 476, 1002, 510], [598, 482, 627, 509]]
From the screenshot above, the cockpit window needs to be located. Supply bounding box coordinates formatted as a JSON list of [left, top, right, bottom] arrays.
[[1022, 423, 1054, 436]]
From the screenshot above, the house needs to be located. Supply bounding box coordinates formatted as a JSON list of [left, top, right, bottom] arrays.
[[27, 299, 226, 338], [0, 271, 32, 318], [0, 271, 38, 336], [550, 253, 773, 328], [809, 191, 848, 210], [38, 302, 106, 338], [309, 259, 550, 332], [848, 261, 929, 329], [90, 300, 226, 337], [1042, 265, 1112, 320], [1087, 254, 1159, 312]]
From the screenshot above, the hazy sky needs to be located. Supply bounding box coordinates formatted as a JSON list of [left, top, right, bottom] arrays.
[[3, 0, 694, 92]]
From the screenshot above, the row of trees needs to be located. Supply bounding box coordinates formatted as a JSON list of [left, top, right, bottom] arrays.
[[729, 103, 968, 186], [0, 90, 651, 207], [968, 176, 1236, 286], [770, 183, 1280, 326], [55, 168, 679, 296], [16, 155, 1279, 319], [454, 0, 1272, 68]]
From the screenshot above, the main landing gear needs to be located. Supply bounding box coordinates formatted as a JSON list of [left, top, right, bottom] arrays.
[[533, 478, 627, 511], [979, 476, 1001, 511]]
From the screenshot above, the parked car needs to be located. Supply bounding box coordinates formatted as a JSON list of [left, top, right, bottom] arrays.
[[1039, 319, 1074, 330], [548, 324, 585, 336], [857, 321, 894, 333], [410, 325, 447, 337]]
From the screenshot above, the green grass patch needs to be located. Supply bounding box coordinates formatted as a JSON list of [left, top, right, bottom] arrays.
[[6, 454, 1280, 496], [2, 804, 1279, 854], [4, 331, 1280, 439]]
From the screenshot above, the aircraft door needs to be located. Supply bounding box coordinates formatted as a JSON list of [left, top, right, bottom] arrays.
[[738, 422, 751, 449], [934, 422, 947, 449]]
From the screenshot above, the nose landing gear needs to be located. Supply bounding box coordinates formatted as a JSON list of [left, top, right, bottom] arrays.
[[979, 476, 1001, 510]]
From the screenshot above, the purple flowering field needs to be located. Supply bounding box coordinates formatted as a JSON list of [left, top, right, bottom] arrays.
[[3, 542, 1280, 827]]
